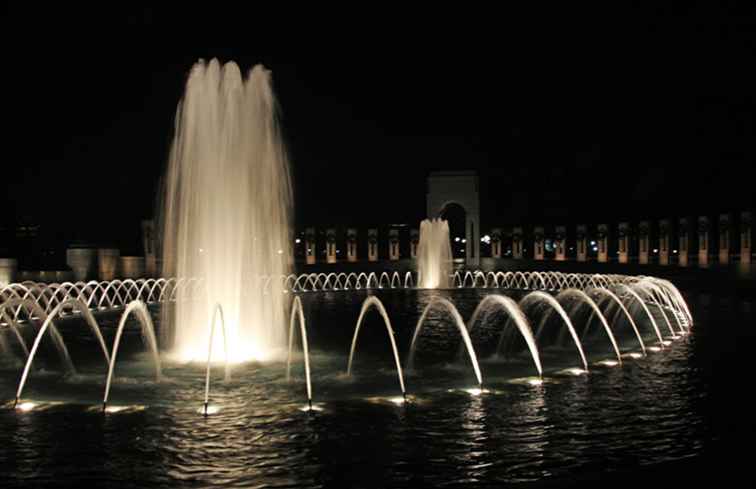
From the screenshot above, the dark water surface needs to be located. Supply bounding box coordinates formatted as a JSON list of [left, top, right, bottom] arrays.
[[0, 288, 752, 487]]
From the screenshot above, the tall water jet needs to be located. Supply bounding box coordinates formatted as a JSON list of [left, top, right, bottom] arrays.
[[161, 59, 292, 363], [416, 219, 452, 289]]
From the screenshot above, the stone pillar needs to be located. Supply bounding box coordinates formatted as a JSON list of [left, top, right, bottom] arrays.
[[325, 228, 337, 264], [576, 225, 588, 262], [388, 229, 400, 261], [67, 247, 97, 281], [410, 229, 419, 259], [679, 218, 690, 267], [98, 248, 120, 281], [719, 214, 731, 265], [368, 229, 379, 262], [533, 226, 545, 260], [491, 228, 502, 258], [698, 216, 710, 267], [741, 212, 752, 265], [618, 223, 630, 264], [120, 256, 145, 278], [141, 219, 157, 277], [347, 228, 358, 262], [555, 226, 566, 261], [512, 227, 523, 259], [0, 258, 18, 284], [597, 224, 609, 263], [659, 219, 670, 265], [305, 228, 316, 265], [638, 221, 650, 265], [55, 270, 73, 282]]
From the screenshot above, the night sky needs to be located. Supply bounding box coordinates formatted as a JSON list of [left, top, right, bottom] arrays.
[[4, 4, 756, 261]]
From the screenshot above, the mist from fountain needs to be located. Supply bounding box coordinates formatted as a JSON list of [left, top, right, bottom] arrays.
[[416, 219, 452, 289], [160, 59, 292, 363]]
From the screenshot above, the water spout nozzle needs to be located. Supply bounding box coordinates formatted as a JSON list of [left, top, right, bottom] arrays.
[[102, 402, 107, 413], [402, 391, 407, 401], [203, 401, 209, 417], [308, 398, 312, 410], [13, 397, 18, 408]]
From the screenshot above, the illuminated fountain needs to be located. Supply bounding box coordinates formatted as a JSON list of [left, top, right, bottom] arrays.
[[416, 218, 453, 289], [160, 58, 292, 363]]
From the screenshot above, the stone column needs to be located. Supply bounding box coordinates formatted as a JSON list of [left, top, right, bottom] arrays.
[[617, 223, 629, 264], [141, 219, 157, 277], [698, 216, 710, 268], [368, 229, 379, 262], [98, 248, 120, 281], [659, 219, 670, 265], [389, 229, 400, 261], [719, 214, 731, 265], [491, 228, 502, 258], [347, 228, 358, 262], [512, 227, 523, 259], [326, 228, 337, 264], [533, 226, 545, 261], [0, 258, 18, 284], [597, 224, 608, 263], [410, 229, 419, 258], [638, 221, 650, 265], [555, 226, 566, 261], [576, 225, 588, 262], [679, 218, 690, 267], [120, 256, 145, 278], [741, 212, 752, 265], [67, 247, 97, 281], [305, 227, 316, 265]]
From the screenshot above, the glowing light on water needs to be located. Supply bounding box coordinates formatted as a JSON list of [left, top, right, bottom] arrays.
[[464, 387, 490, 396], [625, 352, 644, 359], [387, 396, 407, 405], [299, 403, 324, 412], [647, 346, 662, 352], [198, 405, 221, 415], [16, 402, 37, 412], [560, 368, 587, 376], [161, 59, 292, 364], [662, 340, 672, 346], [527, 378, 544, 386], [597, 360, 619, 367]]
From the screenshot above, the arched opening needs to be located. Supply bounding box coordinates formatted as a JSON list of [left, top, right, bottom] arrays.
[[440, 203, 467, 259]]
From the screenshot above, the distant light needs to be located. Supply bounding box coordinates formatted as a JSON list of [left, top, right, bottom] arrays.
[[461, 239, 467, 243], [199, 248, 204, 253], [295, 238, 301, 244], [653, 249, 659, 253], [336, 250, 340, 254], [590, 241, 596, 246], [307, 249, 312, 253], [481, 234, 491, 243], [277, 249, 283, 254], [673, 249, 678, 254], [454, 237, 461, 242]]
